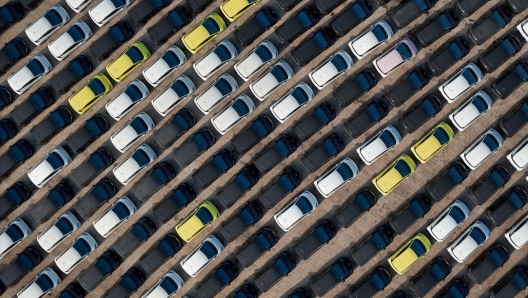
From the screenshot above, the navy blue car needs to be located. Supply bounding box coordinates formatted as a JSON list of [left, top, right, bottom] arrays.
[[275, 5, 320, 45], [0, 2, 24, 34], [0, 182, 30, 220], [193, 150, 235, 189], [196, 261, 238, 298], [292, 27, 335, 66], [301, 133, 345, 172], [387, 68, 429, 107], [155, 108, 196, 148], [456, 0, 490, 17], [106, 268, 145, 298], [0, 139, 33, 178], [221, 202, 262, 242], [153, 183, 195, 222], [12, 87, 55, 126], [310, 258, 353, 296], [235, 7, 277, 46], [427, 37, 469, 76], [217, 167, 259, 207], [174, 128, 216, 166], [31, 183, 73, 223], [400, 94, 443, 133], [294, 220, 336, 259], [254, 135, 297, 173], [31, 106, 74, 144], [128, 0, 171, 25], [330, 0, 372, 36], [508, 0, 528, 13], [0, 119, 17, 145], [0, 37, 29, 75], [468, 244, 510, 284], [345, 99, 388, 137], [0, 247, 41, 286], [72, 148, 114, 187], [415, 9, 458, 47], [91, 21, 134, 60], [66, 114, 109, 153], [132, 161, 176, 202], [231, 284, 258, 298], [436, 279, 469, 298], [294, 102, 335, 140], [470, 164, 510, 205], [389, 194, 431, 234], [409, 258, 451, 297], [479, 34, 522, 73], [258, 168, 301, 208], [349, 267, 392, 297], [350, 226, 393, 265], [148, 6, 192, 44], [335, 188, 377, 228], [51, 55, 93, 94], [490, 266, 528, 297], [235, 228, 278, 267], [426, 162, 469, 201], [288, 288, 310, 298], [75, 178, 116, 219], [232, 115, 275, 153]]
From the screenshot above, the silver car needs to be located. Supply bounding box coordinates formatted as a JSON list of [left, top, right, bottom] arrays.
[[270, 82, 314, 123], [357, 125, 402, 165], [89, 0, 133, 27], [505, 213, 528, 249], [141, 270, 184, 298], [48, 21, 92, 61], [54, 233, 98, 274], [27, 146, 72, 188], [152, 75, 195, 116], [427, 200, 470, 242], [460, 128, 504, 170], [447, 221, 490, 263], [93, 196, 137, 237], [193, 40, 237, 80], [449, 90, 493, 131], [7, 55, 52, 94], [194, 73, 238, 114], [235, 40, 278, 81], [17, 268, 61, 298], [111, 112, 155, 153], [349, 20, 394, 59], [113, 144, 156, 184], [105, 80, 149, 120], [250, 60, 294, 101], [0, 218, 31, 259], [181, 235, 224, 277], [274, 191, 318, 231], [25, 5, 70, 45], [143, 46, 186, 87], [314, 158, 359, 198], [37, 211, 81, 252], [211, 94, 255, 135], [309, 50, 353, 90]]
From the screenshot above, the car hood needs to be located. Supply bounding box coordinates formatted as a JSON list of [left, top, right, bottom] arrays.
[[18, 281, 45, 298], [451, 235, 478, 261], [196, 86, 223, 112], [153, 88, 181, 113], [318, 170, 345, 195], [277, 205, 303, 229], [30, 161, 57, 184], [196, 53, 223, 77], [178, 216, 202, 241], [415, 136, 442, 161], [0, 233, 14, 255], [253, 73, 279, 98], [182, 249, 209, 275], [392, 248, 418, 273], [56, 245, 83, 270], [432, 216, 458, 240], [222, 0, 248, 17], [376, 167, 403, 193], [114, 157, 142, 182], [108, 93, 133, 118], [10, 67, 35, 90], [39, 226, 65, 251], [145, 60, 172, 82], [91, 0, 118, 22], [50, 33, 76, 56], [353, 31, 379, 56], [112, 124, 138, 151], [27, 17, 55, 41], [237, 52, 263, 78], [444, 75, 470, 100], [97, 211, 121, 234], [465, 142, 491, 167], [273, 94, 300, 120], [312, 61, 339, 86], [185, 25, 210, 51], [214, 107, 239, 132], [361, 138, 387, 163], [377, 50, 403, 74], [454, 103, 480, 128]]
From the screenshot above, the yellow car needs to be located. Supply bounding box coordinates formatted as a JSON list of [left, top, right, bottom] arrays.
[[411, 122, 455, 163], [220, 0, 260, 22], [175, 201, 219, 242], [372, 154, 416, 195], [68, 74, 113, 114], [388, 233, 431, 274], [106, 41, 150, 82], [182, 13, 226, 54]]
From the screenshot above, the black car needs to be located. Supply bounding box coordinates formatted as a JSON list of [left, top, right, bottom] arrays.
[[90, 21, 134, 60], [479, 34, 522, 73], [334, 70, 377, 107], [0, 37, 29, 75], [196, 261, 238, 298], [0, 2, 24, 34], [409, 258, 451, 297], [235, 228, 278, 267], [154, 108, 196, 148], [105, 268, 145, 298], [140, 234, 181, 273], [435, 279, 469, 298], [71, 148, 114, 187], [254, 252, 296, 292], [66, 114, 109, 153], [334, 188, 376, 228], [193, 150, 235, 189], [313, 0, 342, 14], [468, 243, 509, 284], [0, 139, 33, 178], [345, 99, 388, 138], [292, 27, 335, 66], [350, 226, 392, 265], [31, 106, 74, 144], [277, 0, 301, 11], [74, 178, 117, 218], [231, 284, 258, 298], [310, 258, 353, 296], [20, 0, 42, 9], [387, 68, 429, 106], [12, 87, 54, 126], [469, 6, 512, 45], [174, 128, 216, 166], [414, 10, 458, 47], [294, 102, 335, 140], [499, 98, 528, 136], [487, 186, 528, 226], [232, 115, 274, 153], [51, 56, 93, 94], [59, 284, 83, 298], [114, 218, 156, 257], [426, 162, 469, 201], [392, 0, 434, 28], [456, 0, 489, 17], [469, 164, 510, 205], [30, 183, 72, 223], [77, 251, 120, 291], [508, 0, 528, 13], [148, 6, 192, 44], [294, 220, 336, 260], [187, 0, 212, 12], [132, 162, 176, 202], [0, 86, 13, 110], [389, 195, 431, 234], [217, 167, 258, 207], [235, 7, 277, 46], [427, 38, 469, 76], [399, 95, 443, 133], [0, 182, 30, 220], [348, 267, 391, 298], [254, 135, 297, 173], [257, 168, 301, 208], [0, 247, 41, 287], [492, 60, 528, 99], [0, 119, 17, 145], [128, 0, 171, 25], [153, 183, 194, 222], [275, 5, 320, 45], [221, 202, 262, 242], [490, 266, 528, 297], [330, 0, 372, 37], [301, 134, 344, 172]]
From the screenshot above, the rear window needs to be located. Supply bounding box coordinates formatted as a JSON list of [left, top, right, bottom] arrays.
[[232, 99, 250, 117], [215, 78, 234, 96], [433, 127, 450, 145], [274, 139, 292, 157], [469, 227, 487, 245], [273, 257, 291, 275], [408, 72, 425, 89], [512, 272, 528, 289], [67, 25, 86, 43], [113, 202, 131, 220], [126, 46, 144, 64], [509, 191, 525, 209], [55, 217, 74, 235], [255, 11, 273, 28], [255, 232, 272, 250], [96, 257, 114, 275], [130, 117, 148, 135], [89, 152, 108, 171], [5, 224, 23, 241], [109, 26, 126, 42], [131, 149, 150, 167], [252, 118, 270, 137], [366, 104, 382, 121], [448, 41, 464, 59], [447, 166, 464, 183], [93, 184, 111, 202], [489, 249, 507, 267], [355, 192, 373, 211], [490, 10, 506, 27], [214, 44, 232, 62], [472, 95, 488, 113], [235, 172, 252, 190], [296, 10, 314, 28], [291, 87, 309, 105], [44, 9, 63, 27], [314, 106, 330, 124], [371, 25, 388, 42], [124, 84, 143, 102], [87, 78, 106, 96], [255, 45, 273, 63], [151, 167, 170, 185], [371, 231, 389, 249], [482, 134, 500, 151], [278, 173, 295, 191], [212, 154, 230, 171], [160, 277, 179, 294], [430, 263, 448, 280], [395, 42, 413, 60], [410, 240, 427, 256], [379, 130, 396, 148], [196, 207, 214, 225], [330, 54, 348, 72]]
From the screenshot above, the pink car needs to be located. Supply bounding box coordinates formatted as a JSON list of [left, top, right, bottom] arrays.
[[373, 39, 418, 77]]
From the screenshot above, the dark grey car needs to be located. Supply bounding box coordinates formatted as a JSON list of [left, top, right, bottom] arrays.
[[77, 251, 120, 291], [257, 168, 301, 208], [235, 228, 278, 267], [220, 202, 262, 242], [468, 243, 509, 284], [71, 148, 114, 187], [254, 252, 296, 292], [334, 188, 377, 228], [293, 220, 336, 260], [113, 218, 156, 257]]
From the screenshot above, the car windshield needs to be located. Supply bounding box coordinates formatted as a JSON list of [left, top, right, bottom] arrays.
[[408, 72, 425, 89], [490, 10, 506, 27], [351, 2, 368, 19], [448, 206, 466, 224], [215, 78, 234, 96], [55, 217, 74, 234], [366, 104, 382, 121], [29, 92, 48, 109], [124, 84, 143, 102], [5, 187, 24, 205], [85, 119, 103, 136], [96, 257, 114, 275], [109, 26, 126, 42], [73, 238, 92, 255], [502, 39, 518, 55], [153, 167, 170, 184], [121, 274, 139, 291], [313, 32, 330, 49], [278, 173, 295, 191], [461, 68, 479, 85], [470, 227, 487, 245], [89, 152, 108, 171], [512, 272, 528, 289], [170, 188, 191, 207], [171, 80, 190, 97], [372, 231, 389, 249], [239, 208, 256, 225], [168, 10, 185, 26], [232, 99, 250, 117], [47, 152, 65, 169], [371, 24, 388, 42], [48, 188, 67, 207], [433, 127, 450, 145], [211, 154, 229, 172], [193, 133, 211, 151], [336, 163, 354, 180], [409, 200, 426, 217], [395, 43, 413, 60], [447, 286, 465, 298], [17, 252, 36, 271], [414, 0, 429, 10], [331, 264, 347, 281], [472, 95, 488, 113], [93, 184, 111, 202], [132, 222, 150, 240], [430, 263, 448, 280], [314, 106, 330, 124], [322, 138, 339, 156], [160, 277, 179, 294], [196, 207, 214, 225], [69, 60, 87, 77], [202, 18, 220, 34], [255, 232, 272, 249], [356, 192, 373, 211], [273, 258, 291, 275], [235, 172, 252, 190], [514, 63, 528, 80], [482, 134, 500, 151], [370, 272, 387, 290], [270, 65, 289, 83], [437, 14, 453, 30], [10, 145, 28, 163], [4, 43, 23, 59], [489, 249, 507, 267], [131, 149, 150, 167], [200, 241, 218, 259], [162, 51, 181, 68], [295, 196, 313, 215], [87, 78, 106, 96], [111, 0, 127, 8], [50, 110, 68, 128], [394, 160, 411, 177], [67, 25, 86, 43], [126, 46, 144, 64], [274, 139, 291, 157], [448, 41, 464, 59], [447, 167, 464, 183], [255, 44, 273, 62], [26, 59, 45, 77], [410, 240, 427, 256], [379, 130, 397, 147], [509, 191, 525, 209], [171, 113, 191, 132], [330, 54, 348, 72], [297, 10, 313, 27], [130, 117, 148, 135], [113, 202, 131, 220], [215, 267, 233, 284], [5, 224, 23, 241], [255, 11, 272, 28], [291, 87, 309, 105], [35, 274, 54, 292], [159, 238, 177, 256], [214, 44, 231, 62], [150, 0, 165, 8], [314, 225, 331, 243], [489, 169, 506, 187]]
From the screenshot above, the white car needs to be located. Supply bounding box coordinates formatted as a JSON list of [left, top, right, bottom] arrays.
[[235, 40, 278, 81], [194, 73, 238, 114], [181, 235, 224, 277], [113, 144, 157, 185], [66, 0, 93, 12], [25, 5, 70, 45], [17, 268, 61, 298], [143, 46, 186, 87], [427, 200, 470, 242], [449, 90, 493, 131], [48, 21, 92, 61], [505, 213, 528, 249], [270, 82, 314, 123], [211, 94, 255, 135], [7, 54, 52, 95], [517, 17, 528, 41], [357, 125, 402, 165], [111, 112, 155, 153], [27, 146, 72, 188], [309, 51, 353, 90], [373, 38, 418, 77], [349, 20, 394, 59], [193, 40, 237, 80], [37, 211, 81, 252], [439, 63, 483, 103], [93, 196, 137, 237], [152, 75, 195, 117], [447, 221, 490, 263], [274, 191, 318, 231], [507, 136, 528, 171], [460, 128, 504, 170], [314, 158, 359, 198], [250, 60, 294, 101], [89, 0, 133, 27], [105, 80, 149, 120], [141, 270, 184, 298], [0, 218, 31, 259], [54, 233, 98, 274]]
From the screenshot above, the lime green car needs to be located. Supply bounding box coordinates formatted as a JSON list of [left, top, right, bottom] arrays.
[[411, 122, 455, 163], [175, 201, 219, 242], [182, 14, 226, 54], [372, 154, 416, 195], [388, 233, 431, 274], [106, 41, 150, 82], [220, 0, 260, 22], [68, 74, 113, 114]]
